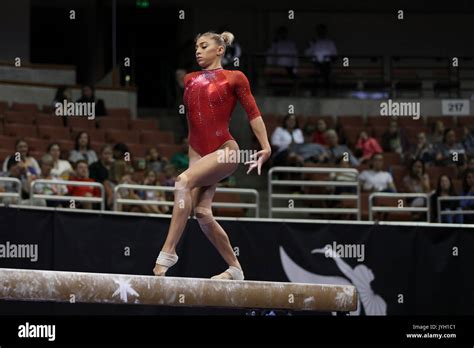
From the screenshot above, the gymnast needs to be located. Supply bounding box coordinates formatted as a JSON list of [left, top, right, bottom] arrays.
[[153, 30, 271, 280]]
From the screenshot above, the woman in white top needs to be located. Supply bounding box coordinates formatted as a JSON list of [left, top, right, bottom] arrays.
[[48, 143, 73, 179], [270, 114, 304, 166], [69, 131, 98, 165], [2, 139, 41, 176]]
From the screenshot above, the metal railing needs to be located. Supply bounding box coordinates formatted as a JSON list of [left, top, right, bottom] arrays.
[[113, 184, 260, 217], [437, 196, 474, 223], [268, 166, 360, 219], [0, 177, 22, 203], [30, 179, 105, 210], [368, 192, 431, 222]]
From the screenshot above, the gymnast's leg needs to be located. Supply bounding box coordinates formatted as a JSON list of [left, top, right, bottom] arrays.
[[153, 140, 240, 276]]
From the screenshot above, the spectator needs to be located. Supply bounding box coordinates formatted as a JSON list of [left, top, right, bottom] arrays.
[[113, 142, 130, 161], [48, 143, 73, 179], [270, 114, 304, 166], [68, 160, 101, 210], [381, 120, 409, 156], [322, 129, 359, 166], [32, 154, 68, 207], [460, 169, 474, 224], [104, 160, 134, 209], [69, 132, 98, 165], [145, 147, 168, 173], [461, 126, 474, 157], [359, 153, 396, 192], [266, 26, 298, 76], [312, 119, 328, 145], [77, 85, 107, 116], [52, 86, 72, 106], [114, 166, 142, 213], [407, 132, 435, 166], [170, 138, 189, 172], [435, 128, 466, 167], [137, 169, 170, 214], [355, 130, 383, 163], [305, 24, 337, 95], [292, 124, 327, 163], [403, 159, 431, 208], [0, 155, 30, 205], [89, 145, 114, 184], [2, 139, 41, 176], [428, 120, 445, 145], [430, 175, 463, 223], [329, 157, 358, 194], [161, 163, 178, 202]]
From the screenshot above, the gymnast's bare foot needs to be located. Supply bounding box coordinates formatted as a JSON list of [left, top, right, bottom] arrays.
[[153, 264, 169, 276], [211, 266, 244, 280]]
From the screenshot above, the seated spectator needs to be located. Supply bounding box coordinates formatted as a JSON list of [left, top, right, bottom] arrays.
[[2, 139, 41, 176], [321, 129, 359, 166], [381, 120, 408, 156], [312, 119, 328, 145], [428, 120, 445, 145], [435, 128, 466, 167], [114, 167, 143, 213], [68, 160, 101, 210], [266, 26, 298, 77], [170, 138, 189, 172], [31, 154, 68, 207], [459, 157, 474, 180], [104, 160, 134, 209], [69, 132, 98, 165], [460, 169, 474, 224], [406, 132, 435, 166], [430, 174, 462, 223], [462, 126, 474, 157], [403, 159, 431, 208], [137, 169, 170, 214], [52, 86, 72, 106], [270, 114, 304, 166], [145, 147, 168, 173], [359, 153, 396, 192], [355, 130, 383, 163], [161, 163, 178, 203], [329, 157, 358, 194], [0, 155, 30, 205], [77, 85, 107, 116], [48, 143, 73, 179], [292, 124, 327, 164], [113, 142, 130, 161], [89, 145, 114, 184]]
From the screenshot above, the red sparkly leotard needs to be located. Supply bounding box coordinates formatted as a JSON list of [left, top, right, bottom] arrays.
[[183, 68, 261, 156]]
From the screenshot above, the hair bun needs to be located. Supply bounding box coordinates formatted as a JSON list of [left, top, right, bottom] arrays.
[[220, 31, 235, 46]]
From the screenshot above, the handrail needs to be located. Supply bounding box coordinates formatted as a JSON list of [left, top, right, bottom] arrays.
[[0, 177, 22, 203], [437, 196, 474, 223], [369, 192, 431, 222]]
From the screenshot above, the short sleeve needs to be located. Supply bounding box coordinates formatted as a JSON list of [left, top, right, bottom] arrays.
[[233, 71, 261, 121]]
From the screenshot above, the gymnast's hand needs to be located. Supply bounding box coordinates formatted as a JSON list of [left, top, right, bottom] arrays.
[[245, 148, 271, 175]]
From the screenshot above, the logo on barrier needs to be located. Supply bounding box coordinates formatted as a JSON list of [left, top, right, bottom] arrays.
[[279, 245, 387, 315]]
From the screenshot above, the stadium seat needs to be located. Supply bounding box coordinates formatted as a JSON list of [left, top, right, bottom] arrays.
[[23, 137, 49, 153], [382, 152, 402, 166], [107, 108, 131, 119], [105, 130, 140, 144], [36, 114, 64, 127], [366, 116, 391, 128], [3, 110, 36, 125], [56, 139, 75, 153], [457, 116, 474, 128], [304, 115, 335, 129], [129, 119, 159, 130], [0, 135, 16, 151], [4, 124, 38, 138], [71, 129, 106, 143], [127, 143, 149, 158], [213, 192, 246, 217], [0, 101, 8, 114], [337, 115, 364, 127], [140, 131, 175, 145], [425, 116, 456, 129], [11, 102, 38, 114], [68, 118, 96, 130], [97, 118, 129, 130], [156, 144, 181, 159], [0, 149, 11, 164], [37, 126, 71, 140]]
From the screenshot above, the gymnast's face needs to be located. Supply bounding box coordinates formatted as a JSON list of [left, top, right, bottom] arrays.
[[195, 36, 224, 69]]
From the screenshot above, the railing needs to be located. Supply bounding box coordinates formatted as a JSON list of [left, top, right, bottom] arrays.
[[268, 166, 360, 219], [368, 192, 431, 222], [113, 184, 260, 217], [30, 179, 105, 210], [0, 177, 22, 203], [437, 196, 474, 223]]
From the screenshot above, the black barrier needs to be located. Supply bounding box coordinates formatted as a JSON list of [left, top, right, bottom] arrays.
[[0, 206, 473, 315]]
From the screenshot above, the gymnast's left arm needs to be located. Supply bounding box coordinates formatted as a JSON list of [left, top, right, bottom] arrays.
[[234, 71, 272, 175]]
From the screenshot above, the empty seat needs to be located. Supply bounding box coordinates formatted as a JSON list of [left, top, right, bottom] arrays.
[[68, 118, 96, 129], [4, 124, 38, 138], [213, 192, 246, 217], [457, 116, 474, 128], [0, 101, 8, 114], [107, 108, 131, 119], [23, 137, 49, 153], [366, 116, 391, 128], [36, 114, 65, 127], [0, 149, 11, 163], [3, 110, 35, 125], [55, 139, 75, 153], [105, 130, 140, 144], [0, 135, 17, 151], [129, 119, 159, 130], [11, 102, 38, 114], [140, 131, 175, 145], [156, 144, 182, 159], [42, 105, 54, 114], [337, 115, 364, 127], [97, 118, 129, 130], [38, 126, 70, 140], [127, 143, 149, 158], [425, 116, 456, 129]]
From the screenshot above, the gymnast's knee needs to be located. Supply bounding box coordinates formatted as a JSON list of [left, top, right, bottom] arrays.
[[174, 173, 190, 192], [194, 206, 214, 225]]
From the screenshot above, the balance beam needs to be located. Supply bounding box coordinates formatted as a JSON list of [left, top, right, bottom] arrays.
[[0, 268, 357, 312]]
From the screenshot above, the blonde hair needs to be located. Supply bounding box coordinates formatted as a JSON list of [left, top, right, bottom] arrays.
[[195, 30, 235, 50]]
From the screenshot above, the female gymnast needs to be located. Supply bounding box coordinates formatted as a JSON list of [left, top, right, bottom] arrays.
[[153, 31, 271, 280]]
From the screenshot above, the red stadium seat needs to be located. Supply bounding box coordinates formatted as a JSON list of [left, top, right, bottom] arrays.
[[23, 137, 49, 153], [213, 192, 246, 217], [4, 124, 38, 138], [42, 105, 54, 114], [337, 115, 364, 127], [0, 101, 8, 114], [127, 143, 149, 158], [156, 144, 182, 159], [55, 139, 75, 153], [140, 131, 175, 145], [68, 118, 96, 130], [35, 114, 65, 127], [304, 115, 335, 129], [105, 130, 140, 144], [426, 166, 458, 184], [97, 118, 129, 130], [3, 111, 36, 125], [457, 116, 474, 128], [0, 149, 11, 163], [366, 116, 391, 128], [425, 116, 456, 129], [11, 102, 38, 114], [129, 119, 160, 130], [0, 135, 16, 151], [37, 126, 70, 140], [382, 152, 402, 166], [71, 129, 105, 143], [107, 108, 131, 119]]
